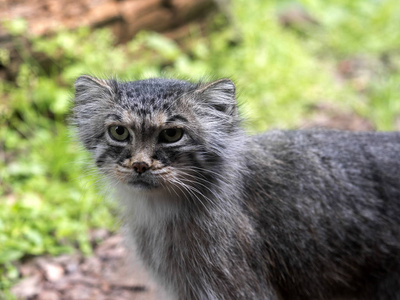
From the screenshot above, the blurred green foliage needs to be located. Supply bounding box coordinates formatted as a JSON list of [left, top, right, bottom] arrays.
[[1, 0, 400, 292]]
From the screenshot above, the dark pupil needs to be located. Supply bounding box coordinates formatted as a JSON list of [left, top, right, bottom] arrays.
[[115, 126, 125, 135], [166, 129, 176, 137]]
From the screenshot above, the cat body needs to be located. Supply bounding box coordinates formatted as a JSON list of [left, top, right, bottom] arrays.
[[73, 76, 400, 299], [245, 131, 400, 299]]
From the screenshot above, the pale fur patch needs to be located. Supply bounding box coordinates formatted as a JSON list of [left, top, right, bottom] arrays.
[[116, 182, 180, 228], [111, 181, 180, 299]]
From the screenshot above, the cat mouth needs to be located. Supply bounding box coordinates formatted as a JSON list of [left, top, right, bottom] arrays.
[[128, 177, 159, 190]]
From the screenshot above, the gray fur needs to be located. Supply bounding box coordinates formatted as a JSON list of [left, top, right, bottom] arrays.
[[72, 76, 400, 299]]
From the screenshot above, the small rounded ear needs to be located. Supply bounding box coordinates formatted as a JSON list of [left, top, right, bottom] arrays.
[[74, 75, 117, 104], [195, 79, 237, 115]]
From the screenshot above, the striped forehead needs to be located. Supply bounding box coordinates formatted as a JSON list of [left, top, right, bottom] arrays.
[[120, 109, 167, 130], [116, 82, 184, 113]]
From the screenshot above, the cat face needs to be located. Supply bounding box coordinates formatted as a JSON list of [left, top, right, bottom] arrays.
[[73, 76, 241, 194]]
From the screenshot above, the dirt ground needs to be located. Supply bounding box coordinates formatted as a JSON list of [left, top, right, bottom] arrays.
[[11, 230, 160, 300]]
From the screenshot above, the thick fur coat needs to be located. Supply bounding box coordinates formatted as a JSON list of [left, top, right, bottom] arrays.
[[73, 76, 400, 299]]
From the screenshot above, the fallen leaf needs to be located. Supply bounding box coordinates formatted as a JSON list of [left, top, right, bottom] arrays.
[[11, 274, 42, 299]]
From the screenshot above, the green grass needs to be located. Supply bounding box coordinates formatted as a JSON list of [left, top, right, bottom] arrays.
[[1, 0, 400, 293]]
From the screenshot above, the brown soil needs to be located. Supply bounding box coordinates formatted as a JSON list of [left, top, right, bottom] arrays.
[[11, 232, 159, 300]]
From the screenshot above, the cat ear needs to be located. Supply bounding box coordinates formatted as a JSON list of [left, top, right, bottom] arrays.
[[195, 79, 237, 116], [74, 75, 116, 105], [72, 76, 118, 148]]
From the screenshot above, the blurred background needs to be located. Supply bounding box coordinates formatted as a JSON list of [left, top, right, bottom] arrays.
[[0, 0, 400, 298]]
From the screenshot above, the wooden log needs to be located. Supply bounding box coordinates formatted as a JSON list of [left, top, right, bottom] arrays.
[[0, 0, 216, 43]]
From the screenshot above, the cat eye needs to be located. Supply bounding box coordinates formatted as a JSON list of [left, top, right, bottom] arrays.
[[159, 128, 184, 143], [108, 126, 129, 141]]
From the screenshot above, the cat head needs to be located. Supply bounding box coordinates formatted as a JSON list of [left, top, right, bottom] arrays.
[[72, 76, 243, 196]]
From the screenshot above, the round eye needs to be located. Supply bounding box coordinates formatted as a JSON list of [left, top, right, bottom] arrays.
[[159, 128, 184, 143], [108, 126, 129, 141]]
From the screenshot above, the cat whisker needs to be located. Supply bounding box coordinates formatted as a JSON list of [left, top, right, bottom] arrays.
[[173, 167, 228, 194], [152, 169, 172, 176], [176, 165, 228, 183], [168, 175, 221, 214], [156, 165, 228, 209], [170, 178, 213, 215]]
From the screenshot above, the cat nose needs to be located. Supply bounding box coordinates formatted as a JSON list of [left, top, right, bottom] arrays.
[[132, 162, 149, 174]]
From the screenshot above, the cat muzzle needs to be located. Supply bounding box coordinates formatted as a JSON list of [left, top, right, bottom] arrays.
[[131, 162, 150, 174]]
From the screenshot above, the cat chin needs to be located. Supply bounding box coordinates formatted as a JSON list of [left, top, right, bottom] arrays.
[[125, 175, 161, 191], [121, 181, 182, 202], [128, 180, 159, 190]]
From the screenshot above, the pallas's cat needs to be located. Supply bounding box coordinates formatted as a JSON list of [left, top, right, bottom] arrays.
[[72, 75, 400, 299]]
